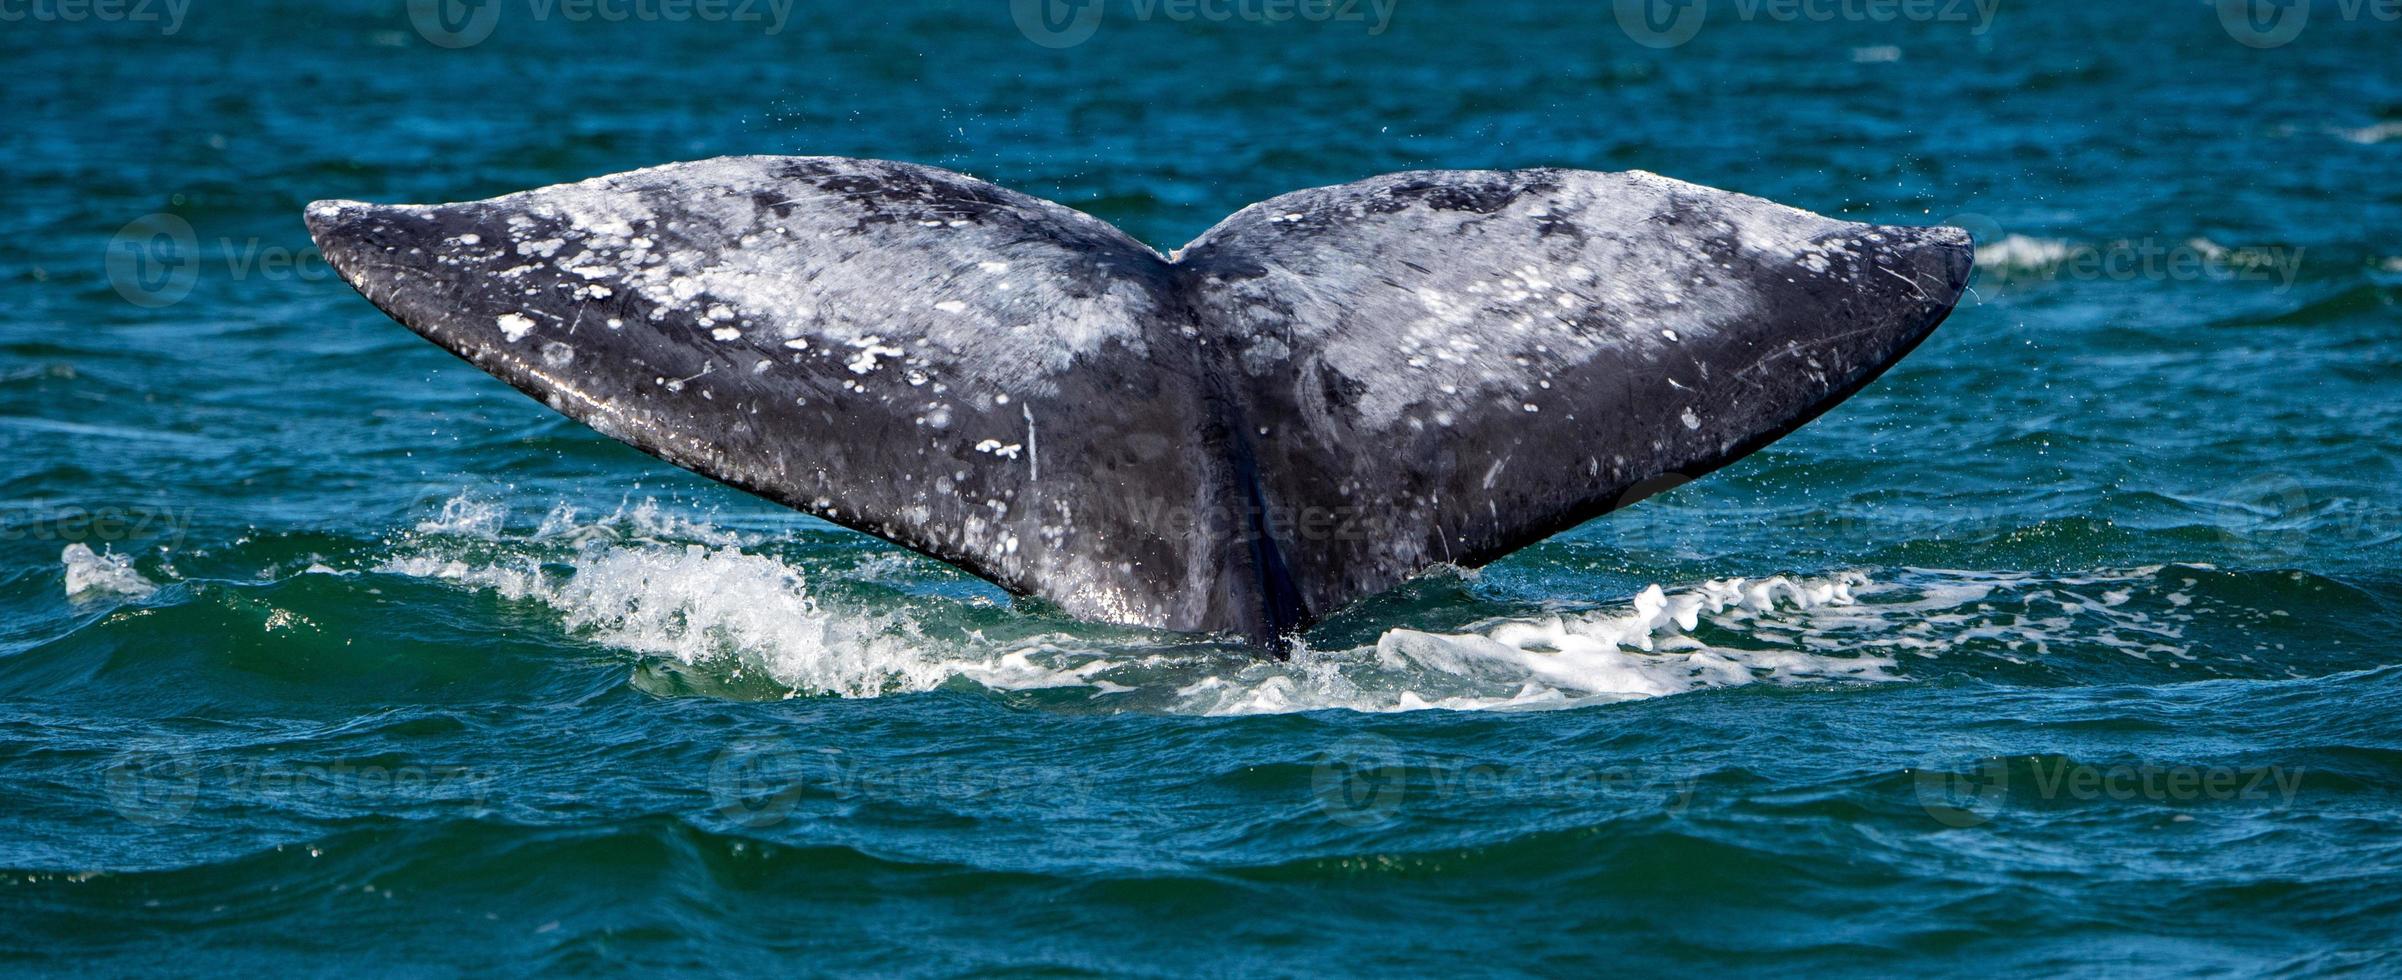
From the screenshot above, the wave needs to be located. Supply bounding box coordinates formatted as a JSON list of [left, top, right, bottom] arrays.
[[57, 494, 2377, 714], [376, 517, 943, 700], [233, 494, 2327, 715], [347, 495, 1910, 712], [1973, 233, 2078, 275]]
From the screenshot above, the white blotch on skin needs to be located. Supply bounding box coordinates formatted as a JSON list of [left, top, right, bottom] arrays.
[[496, 313, 536, 342], [845, 335, 904, 374]]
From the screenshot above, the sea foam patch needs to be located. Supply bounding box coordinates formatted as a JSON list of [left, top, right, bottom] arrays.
[[364, 496, 2286, 715], [365, 495, 1913, 712], [377, 497, 952, 698]]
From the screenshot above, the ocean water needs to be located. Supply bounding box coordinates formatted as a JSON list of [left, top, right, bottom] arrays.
[[6, 0, 2401, 973]]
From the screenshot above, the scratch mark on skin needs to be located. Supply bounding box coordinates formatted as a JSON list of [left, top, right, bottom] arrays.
[[1023, 403, 1039, 484], [1873, 264, 1931, 299], [1731, 323, 1894, 384]]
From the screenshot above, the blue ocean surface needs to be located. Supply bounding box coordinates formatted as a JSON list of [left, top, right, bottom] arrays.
[[4, 0, 2401, 973]]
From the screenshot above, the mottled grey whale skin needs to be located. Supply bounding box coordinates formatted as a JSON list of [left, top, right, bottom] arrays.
[[307, 156, 1971, 650]]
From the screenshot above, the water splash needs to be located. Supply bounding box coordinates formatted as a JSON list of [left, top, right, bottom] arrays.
[[61, 543, 157, 601], [356, 496, 2317, 714], [368, 495, 1913, 713], [378, 498, 938, 697]]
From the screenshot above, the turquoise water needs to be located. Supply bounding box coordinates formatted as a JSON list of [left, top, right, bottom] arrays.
[[7, 0, 2402, 973]]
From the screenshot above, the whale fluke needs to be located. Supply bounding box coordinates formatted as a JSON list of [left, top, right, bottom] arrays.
[[307, 157, 1970, 648]]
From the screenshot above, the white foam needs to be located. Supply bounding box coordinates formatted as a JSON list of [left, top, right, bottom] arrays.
[[377, 496, 1078, 697], [61, 543, 157, 600], [1180, 574, 1894, 714], [380, 541, 954, 698], [365, 497, 2252, 714], [370, 495, 1917, 712]]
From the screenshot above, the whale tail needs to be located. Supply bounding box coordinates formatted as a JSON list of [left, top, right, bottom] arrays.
[[307, 157, 1970, 648]]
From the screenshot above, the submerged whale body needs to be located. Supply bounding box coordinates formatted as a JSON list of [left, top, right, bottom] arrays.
[[307, 157, 1971, 649]]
